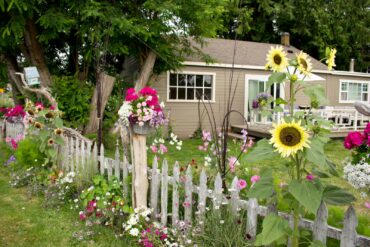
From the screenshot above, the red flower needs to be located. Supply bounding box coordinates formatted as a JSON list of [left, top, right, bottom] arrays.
[[344, 131, 365, 149], [125, 88, 139, 101]]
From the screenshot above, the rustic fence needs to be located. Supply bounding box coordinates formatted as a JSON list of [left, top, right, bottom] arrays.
[[0, 120, 25, 141], [3, 122, 370, 246]]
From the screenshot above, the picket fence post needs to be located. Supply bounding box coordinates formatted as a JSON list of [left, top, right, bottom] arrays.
[[114, 141, 120, 180], [246, 198, 259, 241], [184, 165, 192, 224], [172, 162, 180, 225], [213, 173, 223, 210], [198, 169, 207, 225], [230, 176, 240, 215], [161, 159, 168, 225], [340, 206, 358, 247], [121, 156, 129, 196], [99, 144, 105, 175], [313, 201, 328, 245], [150, 157, 160, 220], [92, 142, 98, 174]]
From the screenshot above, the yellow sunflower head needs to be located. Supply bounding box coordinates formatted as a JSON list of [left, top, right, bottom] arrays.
[[265, 46, 289, 72], [296, 51, 312, 76], [325, 48, 336, 70], [269, 120, 310, 158]]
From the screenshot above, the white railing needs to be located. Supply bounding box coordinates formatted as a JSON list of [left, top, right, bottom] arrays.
[[250, 107, 370, 131]]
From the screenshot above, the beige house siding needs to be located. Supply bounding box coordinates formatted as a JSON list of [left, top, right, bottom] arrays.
[[153, 65, 370, 137]]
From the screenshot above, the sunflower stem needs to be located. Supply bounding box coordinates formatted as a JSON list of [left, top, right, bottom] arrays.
[[292, 154, 302, 247], [289, 80, 295, 116]]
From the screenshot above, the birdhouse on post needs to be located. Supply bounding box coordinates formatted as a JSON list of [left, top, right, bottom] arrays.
[[24, 67, 40, 86]]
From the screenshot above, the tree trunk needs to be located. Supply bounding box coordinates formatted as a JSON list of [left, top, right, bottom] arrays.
[[84, 72, 115, 134], [23, 18, 52, 87], [134, 50, 157, 91]]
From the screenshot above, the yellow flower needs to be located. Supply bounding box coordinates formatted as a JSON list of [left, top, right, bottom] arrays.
[[265, 46, 289, 72], [326, 48, 336, 70], [0, 88, 4, 93], [270, 120, 310, 158], [296, 51, 312, 76]]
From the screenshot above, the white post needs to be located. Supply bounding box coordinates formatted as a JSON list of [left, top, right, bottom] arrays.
[[132, 134, 148, 209]]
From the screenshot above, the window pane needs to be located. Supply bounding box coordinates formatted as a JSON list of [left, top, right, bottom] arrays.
[[178, 74, 186, 86], [258, 81, 265, 93], [196, 75, 203, 87], [170, 74, 177, 86], [187, 75, 195, 87], [196, 88, 203, 99], [187, 88, 194, 100], [169, 87, 177, 99], [341, 92, 347, 101], [348, 83, 362, 101], [204, 75, 212, 87], [204, 89, 212, 100], [178, 88, 185, 99], [363, 93, 368, 101], [341, 82, 347, 91], [363, 83, 368, 92]]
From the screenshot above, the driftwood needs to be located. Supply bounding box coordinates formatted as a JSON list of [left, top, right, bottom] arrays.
[[354, 101, 370, 116]]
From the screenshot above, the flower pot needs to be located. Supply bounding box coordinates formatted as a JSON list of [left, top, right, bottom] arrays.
[[133, 122, 151, 135]]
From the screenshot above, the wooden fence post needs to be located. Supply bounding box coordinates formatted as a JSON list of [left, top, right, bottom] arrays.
[[172, 162, 180, 225], [99, 144, 105, 175], [213, 173, 223, 210], [114, 141, 120, 180], [150, 157, 159, 220], [313, 201, 328, 245], [246, 198, 259, 241], [230, 176, 240, 215], [198, 169, 207, 226], [132, 134, 148, 209], [184, 165, 193, 224], [122, 156, 129, 196], [161, 160, 168, 225], [340, 206, 358, 247]]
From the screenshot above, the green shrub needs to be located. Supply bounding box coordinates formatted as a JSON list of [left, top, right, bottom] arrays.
[[14, 137, 46, 168], [52, 76, 93, 129]]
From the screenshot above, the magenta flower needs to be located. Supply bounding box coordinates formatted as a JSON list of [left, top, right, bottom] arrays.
[[364, 122, 370, 136], [237, 179, 247, 190], [35, 102, 44, 110], [159, 144, 168, 154], [306, 174, 315, 181], [10, 139, 18, 150], [49, 105, 56, 110], [365, 202, 370, 209], [228, 156, 238, 172], [150, 145, 158, 153], [79, 212, 86, 221], [125, 88, 139, 101], [183, 201, 191, 208], [251, 175, 260, 184], [344, 131, 365, 149]]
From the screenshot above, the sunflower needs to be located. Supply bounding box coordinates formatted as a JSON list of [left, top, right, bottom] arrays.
[[48, 138, 54, 146], [325, 48, 336, 70], [296, 51, 312, 76], [54, 128, 63, 135], [270, 120, 310, 158], [265, 46, 289, 72]]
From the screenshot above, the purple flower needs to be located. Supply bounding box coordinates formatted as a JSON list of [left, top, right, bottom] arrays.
[[306, 174, 315, 181], [5, 155, 16, 166], [252, 100, 259, 109], [149, 111, 168, 127]]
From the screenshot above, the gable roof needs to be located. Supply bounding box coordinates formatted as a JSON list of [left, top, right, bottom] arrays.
[[187, 38, 328, 70]]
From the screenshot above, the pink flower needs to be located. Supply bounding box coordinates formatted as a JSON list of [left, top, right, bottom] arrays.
[[365, 202, 370, 209], [183, 201, 191, 208], [251, 175, 260, 184], [35, 102, 44, 110], [228, 156, 238, 172], [11, 139, 18, 150], [150, 145, 158, 153], [125, 88, 139, 101], [344, 131, 365, 149], [79, 212, 86, 221], [202, 130, 212, 142], [159, 144, 168, 154], [198, 145, 204, 151], [49, 105, 56, 110], [237, 179, 247, 190], [364, 123, 370, 136], [306, 174, 315, 181]]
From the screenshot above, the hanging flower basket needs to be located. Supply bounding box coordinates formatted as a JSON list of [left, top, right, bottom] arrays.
[[133, 122, 151, 135]]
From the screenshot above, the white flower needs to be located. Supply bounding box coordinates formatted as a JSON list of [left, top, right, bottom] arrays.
[[169, 141, 174, 145], [127, 216, 138, 226], [87, 186, 94, 192], [129, 228, 139, 236], [74, 199, 78, 203], [118, 102, 133, 126], [159, 138, 165, 143], [160, 101, 165, 108], [220, 220, 224, 224]]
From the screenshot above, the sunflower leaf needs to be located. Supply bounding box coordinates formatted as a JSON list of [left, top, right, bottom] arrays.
[[305, 136, 328, 166], [288, 180, 323, 215], [248, 169, 274, 200], [322, 185, 356, 205], [254, 214, 291, 246], [244, 139, 278, 163], [267, 72, 286, 88]]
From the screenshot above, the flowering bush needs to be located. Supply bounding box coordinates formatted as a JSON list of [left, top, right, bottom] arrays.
[[343, 123, 370, 164], [118, 87, 167, 127], [3, 105, 26, 123], [78, 175, 131, 227], [252, 93, 272, 109]]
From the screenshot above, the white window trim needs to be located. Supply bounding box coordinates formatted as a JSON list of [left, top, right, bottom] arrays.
[[244, 74, 285, 119], [166, 71, 216, 103], [339, 79, 369, 103]]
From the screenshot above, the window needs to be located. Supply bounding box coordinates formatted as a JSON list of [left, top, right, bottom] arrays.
[[340, 80, 369, 102], [168, 73, 214, 101]]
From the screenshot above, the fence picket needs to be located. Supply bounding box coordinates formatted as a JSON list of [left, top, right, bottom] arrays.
[[122, 156, 129, 196], [172, 162, 180, 225], [99, 144, 105, 175], [198, 169, 207, 225], [230, 176, 240, 215], [68, 137, 73, 172], [213, 173, 223, 210], [114, 142, 120, 179], [340, 206, 358, 247], [184, 165, 193, 224], [107, 159, 113, 179], [74, 138, 79, 173], [313, 201, 328, 245], [161, 160, 168, 225], [150, 157, 159, 220], [92, 142, 98, 174], [246, 198, 258, 241]]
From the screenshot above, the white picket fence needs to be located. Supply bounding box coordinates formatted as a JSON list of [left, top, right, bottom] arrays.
[[0, 121, 25, 140], [2, 122, 370, 246]]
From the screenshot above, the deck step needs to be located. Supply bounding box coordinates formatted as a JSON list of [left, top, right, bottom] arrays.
[[227, 132, 255, 141]]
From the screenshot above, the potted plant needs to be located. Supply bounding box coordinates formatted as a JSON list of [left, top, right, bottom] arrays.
[[118, 87, 167, 135]]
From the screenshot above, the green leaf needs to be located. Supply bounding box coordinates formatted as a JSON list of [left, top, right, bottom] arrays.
[[303, 84, 328, 105], [48, 148, 57, 158], [244, 139, 278, 163], [288, 180, 323, 215], [54, 117, 63, 128], [255, 214, 291, 246], [322, 185, 356, 206], [306, 136, 328, 166], [248, 169, 274, 200], [275, 97, 288, 105], [39, 129, 49, 142], [267, 72, 286, 88], [54, 136, 64, 145], [309, 240, 326, 247]]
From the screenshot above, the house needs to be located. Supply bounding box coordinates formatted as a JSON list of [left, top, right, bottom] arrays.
[[152, 34, 370, 138]]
